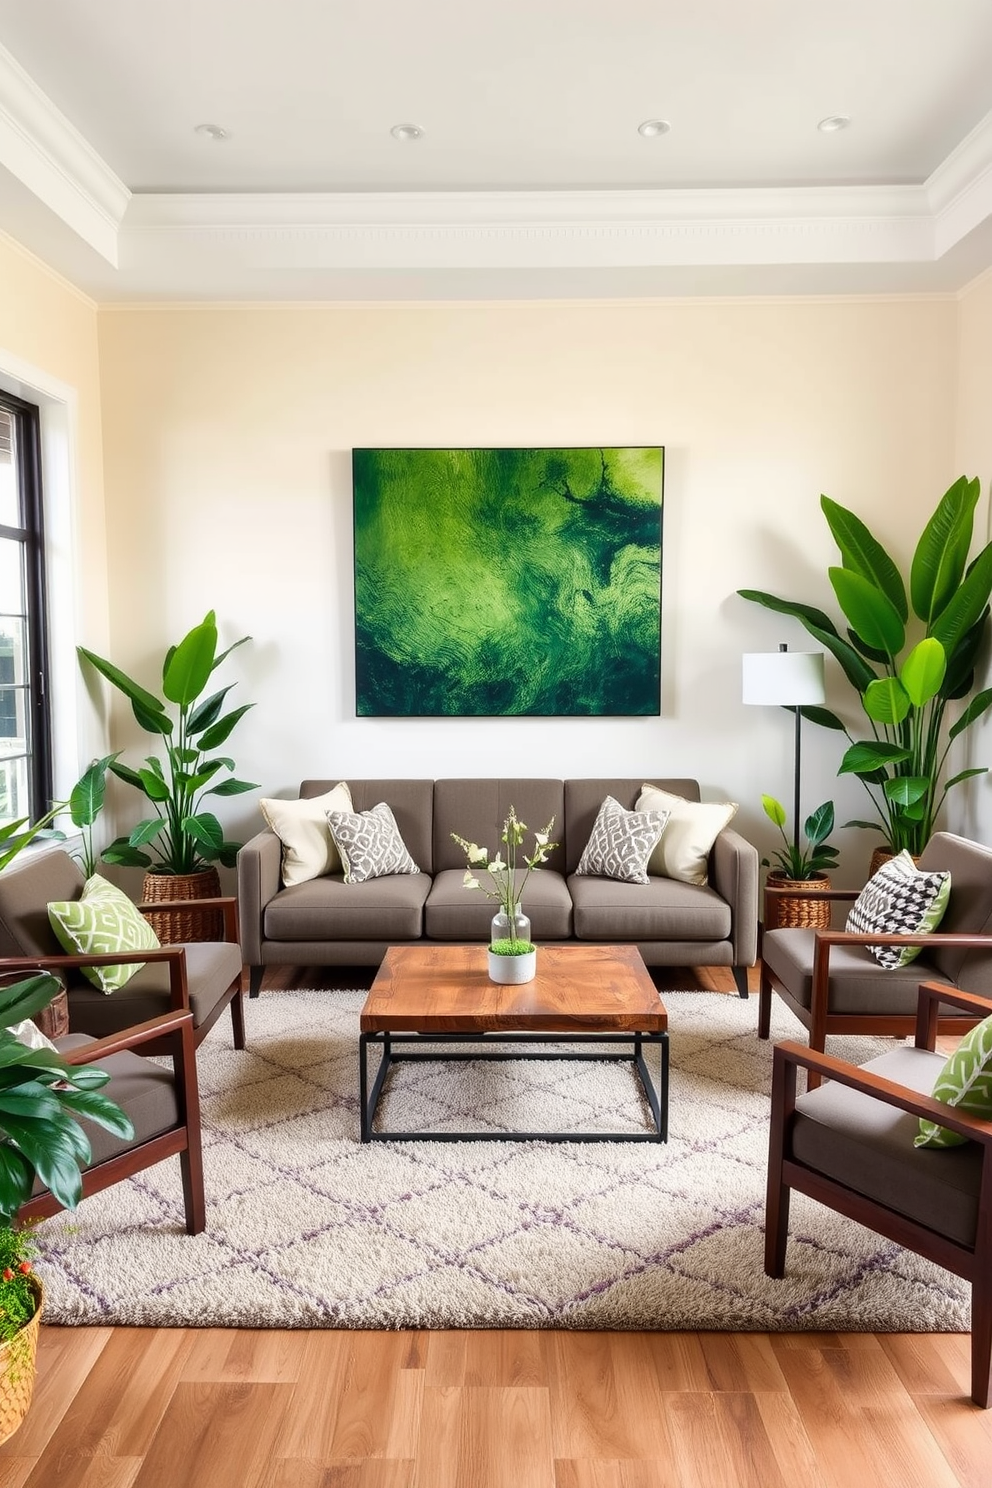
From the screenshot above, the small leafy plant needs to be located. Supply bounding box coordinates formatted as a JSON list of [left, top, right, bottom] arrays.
[[0, 1227, 38, 1351], [452, 806, 558, 953], [78, 611, 258, 875], [760, 796, 839, 881]]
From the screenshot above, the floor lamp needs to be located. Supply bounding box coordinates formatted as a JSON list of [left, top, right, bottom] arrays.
[[742, 644, 826, 853]]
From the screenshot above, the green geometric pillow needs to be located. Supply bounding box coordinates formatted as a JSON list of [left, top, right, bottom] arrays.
[[915, 1013, 992, 1149], [47, 873, 160, 994]]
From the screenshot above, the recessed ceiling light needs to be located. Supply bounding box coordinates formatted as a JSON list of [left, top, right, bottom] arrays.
[[193, 123, 229, 141], [390, 123, 424, 142], [637, 119, 671, 138], [817, 115, 851, 133]]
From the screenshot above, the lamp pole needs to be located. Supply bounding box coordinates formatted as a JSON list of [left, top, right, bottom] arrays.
[[781, 642, 803, 856]]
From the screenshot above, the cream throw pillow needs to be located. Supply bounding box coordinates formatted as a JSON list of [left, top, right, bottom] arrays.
[[635, 785, 738, 886], [260, 782, 354, 886]]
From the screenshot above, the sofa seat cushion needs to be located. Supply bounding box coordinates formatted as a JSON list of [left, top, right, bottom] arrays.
[[263, 873, 431, 943], [424, 869, 573, 941], [761, 928, 966, 1017], [568, 873, 732, 942], [65, 941, 243, 1037], [791, 1044, 982, 1247], [46, 1033, 180, 1169]]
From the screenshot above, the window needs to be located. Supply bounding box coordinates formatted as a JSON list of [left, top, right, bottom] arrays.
[[0, 392, 52, 825]]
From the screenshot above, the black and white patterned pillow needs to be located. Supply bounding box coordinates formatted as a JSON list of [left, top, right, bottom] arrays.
[[575, 796, 670, 885], [845, 850, 951, 969], [326, 802, 420, 884]]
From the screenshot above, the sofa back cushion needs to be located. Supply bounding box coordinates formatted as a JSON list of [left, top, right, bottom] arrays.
[[432, 780, 566, 874], [916, 831, 992, 993], [300, 780, 434, 875], [563, 779, 701, 875], [0, 848, 86, 958]]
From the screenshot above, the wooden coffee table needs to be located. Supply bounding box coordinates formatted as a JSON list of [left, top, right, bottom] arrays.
[[359, 943, 669, 1143]]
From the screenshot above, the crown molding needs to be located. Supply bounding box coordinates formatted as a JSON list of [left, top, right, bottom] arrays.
[[0, 42, 129, 264]]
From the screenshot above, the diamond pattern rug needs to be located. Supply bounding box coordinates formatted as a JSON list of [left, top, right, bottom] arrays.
[[37, 990, 970, 1332]]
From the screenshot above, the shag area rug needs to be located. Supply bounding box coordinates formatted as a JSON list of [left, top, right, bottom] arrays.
[[37, 989, 969, 1333]]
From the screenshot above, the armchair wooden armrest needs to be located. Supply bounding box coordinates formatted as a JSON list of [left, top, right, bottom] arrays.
[[0, 947, 191, 1012], [915, 981, 992, 1048], [772, 1038, 992, 1148], [137, 894, 239, 943], [57, 1009, 195, 1064]]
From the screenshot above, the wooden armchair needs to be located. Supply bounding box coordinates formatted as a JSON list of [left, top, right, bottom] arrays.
[[760, 831, 992, 1086], [19, 1008, 205, 1234], [766, 981, 992, 1408], [0, 850, 245, 1053]]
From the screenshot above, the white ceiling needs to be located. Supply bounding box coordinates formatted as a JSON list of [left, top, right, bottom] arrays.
[[3, 0, 992, 301]]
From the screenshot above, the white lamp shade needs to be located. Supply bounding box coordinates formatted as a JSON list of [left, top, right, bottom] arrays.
[[742, 650, 825, 706]]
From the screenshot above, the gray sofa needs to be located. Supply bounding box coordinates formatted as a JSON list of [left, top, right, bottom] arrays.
[[237, 777, 759, 997]]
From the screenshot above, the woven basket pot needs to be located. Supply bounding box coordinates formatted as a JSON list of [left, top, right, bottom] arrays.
[[0, 1277, 42, 1446], [868, 847, 922, 878], [141, 868, 223, 944], [764, 871, 832, 931]]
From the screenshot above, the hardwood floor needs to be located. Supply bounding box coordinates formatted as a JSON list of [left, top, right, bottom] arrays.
[[2, 964, 987, 1488]]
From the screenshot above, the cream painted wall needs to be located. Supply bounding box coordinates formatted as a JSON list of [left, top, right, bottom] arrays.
[[95, 297, 960, 881], [0, 233, 109, 796], [954, 269, 992, 844]]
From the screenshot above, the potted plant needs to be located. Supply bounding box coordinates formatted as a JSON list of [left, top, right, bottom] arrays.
[[452, 806, 558, 985], [760, 796, 838, 930], [739, 477, 992, 860], [77, 612, 258, 940], [0, 970, 133, 1443]]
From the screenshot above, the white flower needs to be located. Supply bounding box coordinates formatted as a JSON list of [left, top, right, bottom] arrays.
[[463, 871, 482, 890], [467, 843, 488, 864], [534, 832, 549, 847], [489, 854, 507, 873]]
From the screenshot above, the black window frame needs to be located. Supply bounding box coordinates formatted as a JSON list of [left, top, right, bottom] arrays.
[[0, 389, 53, 823]]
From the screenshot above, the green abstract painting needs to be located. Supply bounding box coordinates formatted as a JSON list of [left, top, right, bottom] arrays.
[[352, 446, 663, 717]]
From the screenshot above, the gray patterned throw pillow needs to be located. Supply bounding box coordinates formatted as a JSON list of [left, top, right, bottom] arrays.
[[326, 802, 420, 884], [575, 796, 670, 884], [845, 849, 951, 969]]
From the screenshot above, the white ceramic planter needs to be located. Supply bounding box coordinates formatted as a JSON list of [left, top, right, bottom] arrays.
[[487, 949, 537, 985]]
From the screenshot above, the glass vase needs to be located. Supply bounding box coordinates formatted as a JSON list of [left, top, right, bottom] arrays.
[[491, 909, 531, 949]]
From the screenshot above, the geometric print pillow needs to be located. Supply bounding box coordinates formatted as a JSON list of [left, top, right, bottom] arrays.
[[47, 872, 160, 993], [915, 1013, 992, 1149], [326, 801, 420, 884], [575, 795, 670, 885], [845, 850, 951, 970]]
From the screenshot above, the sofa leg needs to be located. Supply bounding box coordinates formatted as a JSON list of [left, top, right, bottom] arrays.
[[248, 965, 264, 999], [732, 965, 750, 999]]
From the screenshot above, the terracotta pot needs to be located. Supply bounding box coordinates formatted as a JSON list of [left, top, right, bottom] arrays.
[[764, 871, 832, 931], [141, 867, 223, 944], [0, 1277, 42, 1446]]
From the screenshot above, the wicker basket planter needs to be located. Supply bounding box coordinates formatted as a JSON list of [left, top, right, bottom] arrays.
[[868, 847, 922, 878], [764, 871, 832, 931], [0, 1277, 42, 1446], [141, 868, 223, 944]]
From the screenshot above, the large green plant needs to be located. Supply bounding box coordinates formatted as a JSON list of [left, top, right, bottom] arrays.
[[739, 477, 992, 855], [77, 612, 258, 876], [0, 972, 133, 1223]]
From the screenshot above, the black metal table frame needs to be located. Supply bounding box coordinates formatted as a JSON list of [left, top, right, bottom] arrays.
[[358, 1028, 669, 1143]]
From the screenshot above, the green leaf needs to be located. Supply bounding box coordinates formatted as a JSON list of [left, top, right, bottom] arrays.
[[828, 568, 905, 656], [839, 741, 912, 774], [0, 1144, 33, 1221], [821, 495, 908, 620], [863, 676, 910, 725], [883, 776, 929, 806], [931, 541, 992, 655], [0, 1112, 87, 1211], [0, 1084, 63, 1121], [129, 818, 166, 848], [942, 610, 988, 699], [68, 753, 118, 830], [948, 685, 992, 740], [136, 769, 170, 802], [737, 590, 840, 637], [197, 704, 253, 750], [211, 633, 251, 673], [100, 840, 152, 868], [943, 767, 988, 790], [131, 697, 172, 735], [797, 705, 847, 730], [910, 474, 980, 625], [215, 842, 242, 868], [56, 1089, 135, 1139], [77, 646, 167, 720], [186, 685, 233, 734], [206, 777, 258, 796], [843, 820, 886, 833], [898, 637, 946, 707], [162, 615, 217, 707], [803, 800, 835, 846], [761, 795, 786, 828], [0, 974, 64, 1029], [182, 813, 224, 850]]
